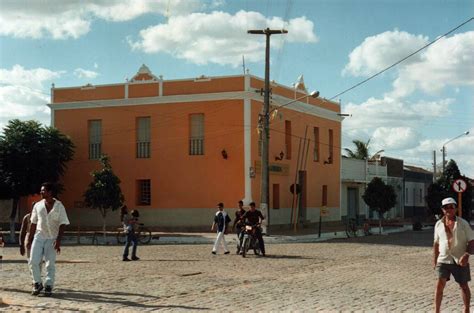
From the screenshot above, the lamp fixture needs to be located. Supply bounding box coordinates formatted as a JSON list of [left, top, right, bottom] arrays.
[[275, 151, 284, 161], [221, 149, 228, 160]]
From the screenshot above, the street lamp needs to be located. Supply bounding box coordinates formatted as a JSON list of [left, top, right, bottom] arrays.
[[269, 90, 320, 116], [441, 131, 469, 173]]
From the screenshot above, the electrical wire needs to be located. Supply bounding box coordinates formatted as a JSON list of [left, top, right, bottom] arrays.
[[329, 17, 474, 101]]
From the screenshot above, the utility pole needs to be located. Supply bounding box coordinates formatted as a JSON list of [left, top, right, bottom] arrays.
[[442, 146, 446, 174], [433, 150, 436, 183], [248, 28, 287, 234]]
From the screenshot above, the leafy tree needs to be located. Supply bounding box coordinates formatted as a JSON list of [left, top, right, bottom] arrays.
[[344, 139, 370, 160], [83, 155, 124, 243], [0, 119, 74, 242], [426, 159, 472, 220], [363, 177, 397, 234]]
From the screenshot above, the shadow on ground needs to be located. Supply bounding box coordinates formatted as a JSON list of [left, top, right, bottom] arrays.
[[1, 288, 209, 310], [328, 229, 433, 248]]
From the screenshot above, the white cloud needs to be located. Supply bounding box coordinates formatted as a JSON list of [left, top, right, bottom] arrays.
[[129, 10, 317, 67], [0, 65, 63, 131], [73, 68, 99, 79], [343, 96, 452, 130], [0, 0, 201, 39], [390, 31, 474, 98], [372, 127, 420, 150], [343, 30, 428, 77]]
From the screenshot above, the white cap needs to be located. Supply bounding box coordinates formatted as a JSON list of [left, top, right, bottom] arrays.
[[441, 197, 457, 207]]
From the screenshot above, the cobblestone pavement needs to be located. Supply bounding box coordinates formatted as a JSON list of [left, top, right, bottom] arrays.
[[0, 229, 471, 312]]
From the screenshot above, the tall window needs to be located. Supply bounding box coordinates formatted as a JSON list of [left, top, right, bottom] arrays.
[[137, 179, 151, 205], [328, 129, 334, 164], [88, 120, 102, 160], [189, 113, 204, 155], [136, 117, 151, 158], [322, 185, 328, 206], [272, 184, 280, 209], [419, 188, 423, 204], [313, 126, 320, 162], [285, 120, 292, 160]]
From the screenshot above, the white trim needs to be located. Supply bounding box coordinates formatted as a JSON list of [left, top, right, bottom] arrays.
[[53, 82, 125, 90], [48, 91, 341, 121], [159, 76, 163, 97], [50, 108, 55, 127], [125, 83, 128, 99]]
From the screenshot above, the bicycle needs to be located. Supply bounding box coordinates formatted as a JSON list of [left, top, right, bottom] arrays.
[[345, 218, 359, 238], [116, 223, 153, 244]]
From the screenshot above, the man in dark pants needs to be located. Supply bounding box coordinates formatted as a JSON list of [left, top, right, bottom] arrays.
[[241, 202, 266, 256], [232, 200, 246, 254]]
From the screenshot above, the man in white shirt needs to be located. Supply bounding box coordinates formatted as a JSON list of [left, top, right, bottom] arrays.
[[433, 197, 474, 313], [27, 182, 70, 297]]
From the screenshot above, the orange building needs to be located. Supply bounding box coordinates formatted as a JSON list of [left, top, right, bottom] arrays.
[[49, 65, 342, 230]]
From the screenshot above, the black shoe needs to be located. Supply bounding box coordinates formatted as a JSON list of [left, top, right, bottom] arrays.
[[211, 251, 216, 255], [44, 285, 53, 297], [123, 257, 131, 261], [31, 283, 43, 296], [131, 256, 140, 261], [224, 251, 230, 254]]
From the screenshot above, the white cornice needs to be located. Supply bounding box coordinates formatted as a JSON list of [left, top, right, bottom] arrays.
[[48, 91, 342, 121]]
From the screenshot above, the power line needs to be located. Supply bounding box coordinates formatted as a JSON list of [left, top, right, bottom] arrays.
[[329, 17, 474, 101]]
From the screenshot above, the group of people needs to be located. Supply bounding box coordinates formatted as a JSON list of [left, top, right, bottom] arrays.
[[211, 200, 266, 257], [11, 185, 474, 312]]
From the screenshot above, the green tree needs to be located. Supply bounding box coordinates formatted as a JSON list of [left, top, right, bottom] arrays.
[[362, 177, 397, 234], [426, 159, 472, 220], [344, 139, 370, 160], [0, 119, 74, 242], [83, 155, 124, 243]]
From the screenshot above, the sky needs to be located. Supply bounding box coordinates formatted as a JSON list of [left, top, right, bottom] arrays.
[[1, 0, 473, 177]]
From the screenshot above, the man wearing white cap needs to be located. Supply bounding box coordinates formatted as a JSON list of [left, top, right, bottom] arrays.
[[433, 197, 474, 313]]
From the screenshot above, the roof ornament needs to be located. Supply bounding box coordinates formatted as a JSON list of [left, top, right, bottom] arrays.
[[294, 75, 308, 93], [131, 64, 159, 82]]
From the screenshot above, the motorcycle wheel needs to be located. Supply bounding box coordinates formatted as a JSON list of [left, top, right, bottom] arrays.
[[242, 237, 250, 258]]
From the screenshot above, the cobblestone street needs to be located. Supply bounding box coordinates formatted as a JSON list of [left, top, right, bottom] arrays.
[[0, 229, 471, 312]]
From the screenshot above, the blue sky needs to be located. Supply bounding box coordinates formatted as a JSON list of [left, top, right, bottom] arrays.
[[1, 0, 473, 176]]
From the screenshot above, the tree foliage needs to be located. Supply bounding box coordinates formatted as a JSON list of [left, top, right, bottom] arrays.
[[83, 155, 124, 221], [363, 177, 397, 216], [0, 119, 74, 198], [344, 139, 370, 160], [426, 159, 472, 220]]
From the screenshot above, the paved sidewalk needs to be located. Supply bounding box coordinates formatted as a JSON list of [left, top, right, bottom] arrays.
[[68, 224, 413, 245], [1, 228, 468, 312]]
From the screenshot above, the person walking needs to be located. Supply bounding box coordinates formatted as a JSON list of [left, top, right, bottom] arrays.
[[27, 182, 70, 297], [211, 203, 231, 255], [434, 197, 474, 313], [232, 200, 246, 254], [122, 208, 140, 262]]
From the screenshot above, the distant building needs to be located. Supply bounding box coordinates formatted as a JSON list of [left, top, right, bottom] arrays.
[[403, 165, 433, 220], [48, 65, 343, 230]]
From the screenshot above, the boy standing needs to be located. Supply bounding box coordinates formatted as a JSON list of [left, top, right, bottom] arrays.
[[211, 203, 231, 255]]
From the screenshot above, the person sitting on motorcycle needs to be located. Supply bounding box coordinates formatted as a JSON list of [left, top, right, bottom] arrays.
[[241, 202, 266, 256], [232, 200, 246, 253]]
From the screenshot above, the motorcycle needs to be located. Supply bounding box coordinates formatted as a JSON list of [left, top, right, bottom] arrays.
[[240, 224, 261, 258]]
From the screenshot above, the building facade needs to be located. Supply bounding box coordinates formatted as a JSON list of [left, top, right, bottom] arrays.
[[49, 65, 342, 230]]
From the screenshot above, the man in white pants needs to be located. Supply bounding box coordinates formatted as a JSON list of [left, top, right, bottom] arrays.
[[28, 182, 70, 297], [211, 203, 231, 255]]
